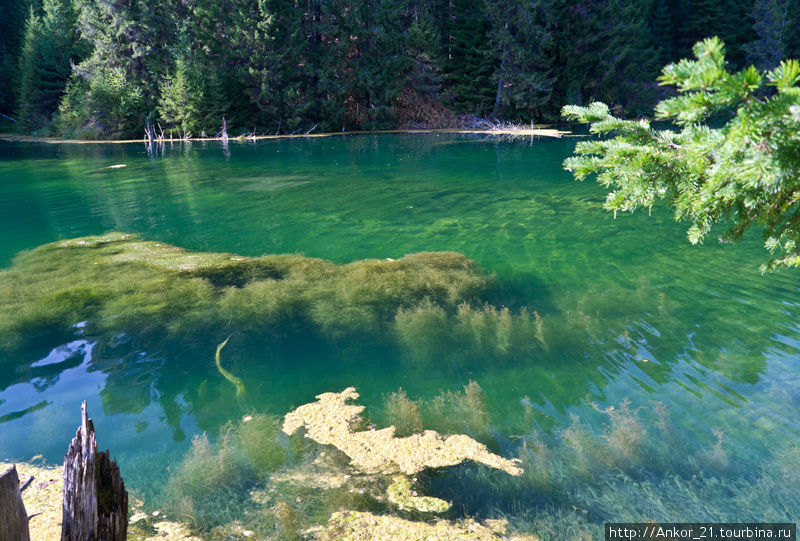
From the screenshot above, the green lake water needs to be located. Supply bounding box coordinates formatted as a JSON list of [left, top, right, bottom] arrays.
[[0, 134, 798, 536]]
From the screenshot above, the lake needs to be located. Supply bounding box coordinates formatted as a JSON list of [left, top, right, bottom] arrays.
[[1, 134, 798, 538]]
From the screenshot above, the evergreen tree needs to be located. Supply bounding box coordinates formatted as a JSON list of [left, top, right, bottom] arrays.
[[157, 56, 204, 136], [675, 0, 753, 66], [404, 9, 442, 97], [16, 6, 42, 126], [785, 1, 800, 58], [595, 0, 663, 113], [182, 0, 253, 131], [445, 0, 493, 115], [485, 0, 554, 119], [0, 0, 31, 118], [650, 0, 675, 64], [564, 38, 800, 270], [72, 0, 178, 112], [746, 0, 791, 71], [242, 0, 309, 132], [547, 0, 661, 116], [322, 0, 412, 129], [17, 0, 87, 130], [58, 66, 145, 138], [8, 0, 796, 137]]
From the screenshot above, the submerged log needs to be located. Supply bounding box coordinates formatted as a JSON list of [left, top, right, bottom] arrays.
[[61, 402, 128, 541], [0, 465, 31, 541]]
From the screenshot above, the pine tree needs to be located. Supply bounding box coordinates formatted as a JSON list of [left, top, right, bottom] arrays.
[[564, 38, 800, 270], [746, 0, 791, 71], [405, 9, 442, 97], [0, 0, 31, 118], [445, 0, 493, 115], [17, 0, 87, 131], [650, 0, 675, 63], [676, 0, 754, 66], [184, 0, 254, 131], [157, 56, 204, 136], [242, 0, 308, 131], [546, 0, 661, 117], [72, 0, 180, 112], [320, 0, 412, 129], [485, 0, 554, 119]]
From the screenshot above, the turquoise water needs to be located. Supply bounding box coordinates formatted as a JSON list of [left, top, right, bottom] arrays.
[[0, 135, 798, 535]]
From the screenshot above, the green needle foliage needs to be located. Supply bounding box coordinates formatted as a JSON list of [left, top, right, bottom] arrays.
[[563, 37, 800, 271]]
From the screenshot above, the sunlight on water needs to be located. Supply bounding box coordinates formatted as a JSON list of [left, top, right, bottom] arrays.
[[0, 135, 798, 537]]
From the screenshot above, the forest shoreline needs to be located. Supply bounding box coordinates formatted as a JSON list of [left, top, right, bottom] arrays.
[[0, 127, 573, 145]]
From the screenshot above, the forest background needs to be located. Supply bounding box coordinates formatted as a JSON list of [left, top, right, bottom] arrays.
[[1, 0, 798, 139]]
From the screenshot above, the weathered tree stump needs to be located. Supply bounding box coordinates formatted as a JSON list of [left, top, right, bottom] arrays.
[[0, 465, 30, 541], [61, 401, 127, 541]]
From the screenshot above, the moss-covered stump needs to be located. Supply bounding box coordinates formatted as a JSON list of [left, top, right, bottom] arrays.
[[319, 510, 539, 540], [0, 233, 491, 353], [283, 387, 523, 477]]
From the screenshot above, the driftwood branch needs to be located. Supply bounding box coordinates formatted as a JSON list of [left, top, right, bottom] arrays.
[[20, 476, 34, 493]]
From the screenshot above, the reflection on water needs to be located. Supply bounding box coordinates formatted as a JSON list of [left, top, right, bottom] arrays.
[[0, 135, 799, 531]]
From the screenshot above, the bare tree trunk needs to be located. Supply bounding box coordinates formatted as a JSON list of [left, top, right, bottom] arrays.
[[492, 46, 507, 119], [61, 402, 127, 541], [221, 117, 229, 143], [0, 465, 30, 541], [145, 116, 155, 155]]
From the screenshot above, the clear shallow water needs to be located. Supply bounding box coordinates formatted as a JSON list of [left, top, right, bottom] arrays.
[[0, 135, 798, 530]]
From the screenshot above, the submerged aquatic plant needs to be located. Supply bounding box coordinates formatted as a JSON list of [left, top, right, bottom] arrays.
[[158, 387, 800, 540], [383, 388, 424, 437], [214, 337, 245, 399], [393, 301, 549, 364], [164, 413, 288, 532], [164, 431, 257, 531], [426, 381, 493, 444], [0, 233, 497, 357]]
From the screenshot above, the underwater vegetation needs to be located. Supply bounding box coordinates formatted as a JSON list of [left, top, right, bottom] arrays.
[[215, 337, 245, 399], [394, 300, 548, 363], [382, 389, 423, 437], [164, 413, 288, 532], [430, 396, 800, 540], [0, 233, 553, 364], [155, 380, 800, 539], [160, 383, 531, 538]]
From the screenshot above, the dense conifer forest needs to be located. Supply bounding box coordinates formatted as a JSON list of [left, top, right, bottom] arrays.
[[1, 0, 798, 139]]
